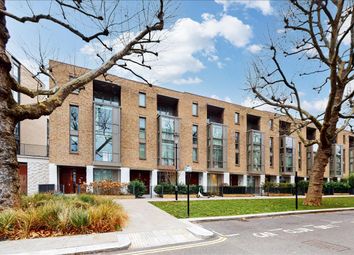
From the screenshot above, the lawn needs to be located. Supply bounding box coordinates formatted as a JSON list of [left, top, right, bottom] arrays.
[[150, 197, 354, 218]]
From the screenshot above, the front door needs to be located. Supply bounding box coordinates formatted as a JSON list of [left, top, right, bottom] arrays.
[[18, 163, 27, 195], [130, 170, 150, 194], [59, 166, 86, 194]]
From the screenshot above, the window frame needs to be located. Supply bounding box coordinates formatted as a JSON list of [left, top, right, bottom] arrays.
[[192, 124, 198, 162], [235, 131, 240, 166], [234, 112, 240, 125], [139, 116, 147, 159], [139, 92, 146, 108], [69, 105, 79, 153], [192, 103, 198, 117]]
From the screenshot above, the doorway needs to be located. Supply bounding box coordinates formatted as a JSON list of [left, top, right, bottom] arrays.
[[59, 166, 86, 193], [130, 170, 151, 194], [18, 163, 27, 195]]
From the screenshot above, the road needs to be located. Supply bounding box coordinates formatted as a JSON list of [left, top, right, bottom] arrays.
[[107, 211, 354, 255]]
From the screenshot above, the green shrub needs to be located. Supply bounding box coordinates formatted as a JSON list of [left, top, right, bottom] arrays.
[[0, 194, 127, 240], [128, 180, 146, 198], [69, 208, 90, 229], [154, 183, 202, 196], [348, 174, 354, 188], [297, 180, 309, 191]]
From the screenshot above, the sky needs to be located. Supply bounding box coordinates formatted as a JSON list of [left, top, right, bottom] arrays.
[[5, 0, 352, 116]]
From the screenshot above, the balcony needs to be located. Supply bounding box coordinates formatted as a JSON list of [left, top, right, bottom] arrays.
[[279, 136, 295, 175], [349, 147, 354, 174], [17, 143, 48, 157], [157, 115, 180, 169], [93, 80, 121, 166], [247, 130, 265, 174], [330, 144, 343, 178], [306, 143, 318, 176], [207, 123, 227, 171]]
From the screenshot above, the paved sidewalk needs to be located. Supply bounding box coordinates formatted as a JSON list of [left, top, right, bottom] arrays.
[[116, 199, 207, 249]]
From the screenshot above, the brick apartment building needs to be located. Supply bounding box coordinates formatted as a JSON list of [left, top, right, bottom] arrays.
[[12, 58, 354, 195], [10, 55, 49, 195]]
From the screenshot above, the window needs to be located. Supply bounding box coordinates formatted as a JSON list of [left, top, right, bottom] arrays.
[[298, 142, 302, 170], [192, 103, 198, 116], [159, 116, 177, 166], [93, 169, 119, 182], [268, 119, 274, 130], [234, 112, 240, 124], [343, 149, 346, 174], [139, 117, 146, 159], [69, 105, 79, 153], [192, 125, 198, 162], [11, 58, 20, 83], [343, 135, 346, 144], [235, 132, 240, 165], [269, 137, 274, 167], [139, 92, 146, 107]]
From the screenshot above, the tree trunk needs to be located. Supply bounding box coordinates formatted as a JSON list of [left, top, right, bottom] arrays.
[[304, 144, 332, 206], [0, 114, 20, 209], [0, 0, 20, 209]]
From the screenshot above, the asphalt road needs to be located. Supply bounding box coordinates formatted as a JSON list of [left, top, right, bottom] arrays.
[[109, 211, 354, 255]]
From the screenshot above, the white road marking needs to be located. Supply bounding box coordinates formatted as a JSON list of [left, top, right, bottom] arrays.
[[268, 228, 283, 232], [212, 230, 240, 237], [253, 232, 278, 238], [117, 236, 227, 255]]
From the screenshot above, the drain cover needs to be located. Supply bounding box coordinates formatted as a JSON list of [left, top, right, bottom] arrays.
[[303, 240, 350, 252]]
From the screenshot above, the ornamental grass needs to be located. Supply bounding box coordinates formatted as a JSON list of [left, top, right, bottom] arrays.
[[0, 194, 127, 240]]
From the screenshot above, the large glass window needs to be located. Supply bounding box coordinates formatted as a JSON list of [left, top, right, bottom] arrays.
[[235, 132, 240, 165], [330, 144, 343, 177], [160, 116, 176, 166], [95, 105, 113, 161], [280, 136, 294, 174], [93, 169, 119, 182], [192, 125, 198, 162], [247, 130, 264, 173], [208, 124, 224, 169], [298, 142, 302, 170], [139, 117, 146, 159], [269, 137, 274, 167], [349, 148, 354, 173], [69, 105, 79, 153], [139, 92, 146, 107]]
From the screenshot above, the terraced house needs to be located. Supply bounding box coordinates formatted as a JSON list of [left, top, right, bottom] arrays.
[[10, 55, 49, 195], [12, 59, 354, 195]]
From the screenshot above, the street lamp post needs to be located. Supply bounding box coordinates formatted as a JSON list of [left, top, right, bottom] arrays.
[[174, 134, 179, 201]]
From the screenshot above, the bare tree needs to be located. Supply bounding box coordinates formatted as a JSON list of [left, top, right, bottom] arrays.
[[0, 0, 165, 209], [249, 0, 353, 206]]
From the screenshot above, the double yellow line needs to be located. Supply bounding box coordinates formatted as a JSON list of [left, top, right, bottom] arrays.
[[117, 236, 227, 255]]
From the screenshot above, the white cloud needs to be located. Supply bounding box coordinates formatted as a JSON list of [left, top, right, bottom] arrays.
[[81, 13, 253, 84], [341, 13, 352, 46], [172, 77, 202, 85], [302, 98, 328, 113], [241, 96, 276, 112], [215, 0, 273, 15], [247, 44, 262, 54], [211, 94, 233, 103]]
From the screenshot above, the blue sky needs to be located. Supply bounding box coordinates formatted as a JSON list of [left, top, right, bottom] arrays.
[[6, 0, 344, 114]]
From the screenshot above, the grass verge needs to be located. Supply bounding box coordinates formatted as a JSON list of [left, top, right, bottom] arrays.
[[150, 197, 354, 218], [0, 193, 127, 240]]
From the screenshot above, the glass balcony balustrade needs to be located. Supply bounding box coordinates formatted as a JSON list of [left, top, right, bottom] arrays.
[[247, 130, 265, 174]]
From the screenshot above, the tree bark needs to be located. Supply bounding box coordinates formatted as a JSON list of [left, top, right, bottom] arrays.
[[304, 144, 332, 206], [0, 0, 20, 209], [0, 114, 20, 209]]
